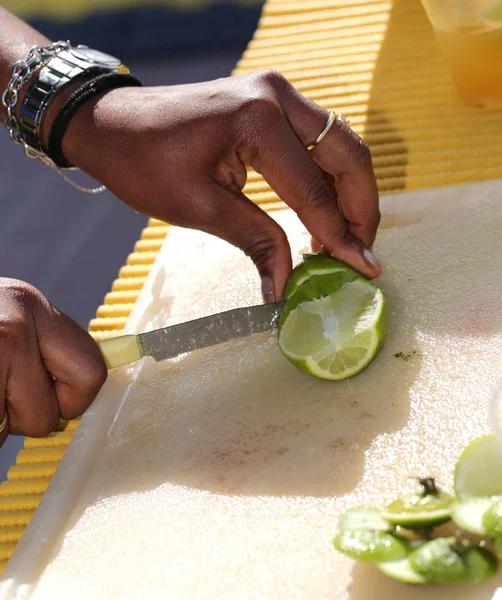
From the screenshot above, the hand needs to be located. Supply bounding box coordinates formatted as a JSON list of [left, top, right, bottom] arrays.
[[0, 279, 107, 444], [61, 69, 381, 302]]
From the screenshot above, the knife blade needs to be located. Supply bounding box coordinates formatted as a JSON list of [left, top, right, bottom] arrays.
[[98, 301, 284, 370]]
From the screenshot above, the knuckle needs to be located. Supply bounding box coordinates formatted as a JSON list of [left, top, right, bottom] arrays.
[[0, 278, 41, 303], [241, 228, 288, 272], [0, 313, 26, 345], [304, 178, 334, 213], [347, 134, 372, 168], [255, 68, 287, 92]]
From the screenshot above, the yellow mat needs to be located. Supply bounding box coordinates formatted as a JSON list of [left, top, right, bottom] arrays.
[[1, 0, 502, 574]]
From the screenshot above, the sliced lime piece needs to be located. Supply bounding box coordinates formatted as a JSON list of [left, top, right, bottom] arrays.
[[278, 279, 388, 380], [382, 478, 453, 529], [333, 529, 409, 563], [451, 497, 494, 535], [482, 497, 502, 537], [377, 541, 427, 584], [339, 507, 393, 532], [454, 435, 502, 500], [409, 537, 497, 584]]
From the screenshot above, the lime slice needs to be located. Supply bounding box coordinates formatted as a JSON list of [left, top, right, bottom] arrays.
[[478, 0, 502, 25], [377, 541, 427, 584], [454, 435, 502, 500], [278, 278, 388, 380], [482, 497, 502, 537], [383, 479, 453, 529], [339, 507, 393, 532], [451, 498, 494, 535], [333, 529, 409, 563], [409, 537, 497, 584]]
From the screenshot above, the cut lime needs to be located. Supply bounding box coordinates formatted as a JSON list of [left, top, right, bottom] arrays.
[[454, 435, 502, 500], [333, 529, 409, 563], [409, 537, 497, 584], [339, 507, 393, 532], [278, 278, 388, 380], [451, 498, 494, 535], [482, 497, 502, 537], [377, 541, 427, 584], [383, 479, 453, 529]]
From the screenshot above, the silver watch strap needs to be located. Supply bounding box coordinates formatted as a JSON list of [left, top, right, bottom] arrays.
[[19, 50, 118, 153]]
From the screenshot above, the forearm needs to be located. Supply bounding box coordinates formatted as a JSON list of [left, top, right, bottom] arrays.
[[0, 7, 49, 118]]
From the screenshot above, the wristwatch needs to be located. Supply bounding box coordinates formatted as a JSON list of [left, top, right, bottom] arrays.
[[19, 46, 129, 153]]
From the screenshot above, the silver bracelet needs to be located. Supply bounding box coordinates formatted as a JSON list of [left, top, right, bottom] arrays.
[[1, 41, 106, 194]]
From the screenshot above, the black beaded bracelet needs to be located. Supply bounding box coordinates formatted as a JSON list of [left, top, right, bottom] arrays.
[[47, 72, 143, 169]]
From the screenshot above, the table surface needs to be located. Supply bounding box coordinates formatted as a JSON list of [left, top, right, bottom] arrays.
[[0, 0, 501, 575]]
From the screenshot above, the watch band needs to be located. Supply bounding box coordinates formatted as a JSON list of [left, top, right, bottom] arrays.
[[19, 49, 125, 154]]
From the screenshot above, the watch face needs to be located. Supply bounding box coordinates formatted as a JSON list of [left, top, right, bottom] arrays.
[[70, 47, 122, 68]]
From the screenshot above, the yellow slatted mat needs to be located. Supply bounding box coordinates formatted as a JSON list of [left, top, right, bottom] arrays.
[[2, 0, 502, 574]]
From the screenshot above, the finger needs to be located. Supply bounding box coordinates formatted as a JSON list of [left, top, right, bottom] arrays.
[[0, 376, 9, 447], [33, 301, 107, 421], [0, 310, 60, 438], [276, 78, 381, 251], [170, 179, 292, 301], [6, 340, 60, 438], [249, 114, 379, 278]]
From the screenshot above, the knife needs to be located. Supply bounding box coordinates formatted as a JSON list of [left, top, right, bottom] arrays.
[[98, 301, 283, 370]]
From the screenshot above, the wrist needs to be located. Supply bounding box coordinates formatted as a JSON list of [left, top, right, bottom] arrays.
[[39, 77, 95, 149]]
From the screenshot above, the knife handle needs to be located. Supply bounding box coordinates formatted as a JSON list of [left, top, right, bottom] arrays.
[[98, 335, 144, 369]]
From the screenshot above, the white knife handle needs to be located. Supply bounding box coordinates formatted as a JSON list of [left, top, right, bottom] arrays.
[[98, 335, 144, 369]]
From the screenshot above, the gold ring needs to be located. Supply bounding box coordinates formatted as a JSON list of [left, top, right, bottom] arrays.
[[307, 110, 350, 151], [0, 413, 9, 434]]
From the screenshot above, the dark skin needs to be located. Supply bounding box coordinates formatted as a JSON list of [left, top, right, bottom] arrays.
[[0, 8, 381, 445]]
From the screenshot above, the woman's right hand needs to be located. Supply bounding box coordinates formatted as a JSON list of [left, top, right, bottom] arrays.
[[0, 278, 107, 446]]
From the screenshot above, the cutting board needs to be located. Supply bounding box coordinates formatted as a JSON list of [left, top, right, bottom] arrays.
[[2, 180, 502, 599]]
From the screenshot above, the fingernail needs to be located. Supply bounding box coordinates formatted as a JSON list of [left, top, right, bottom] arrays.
[[363, 248, 380, 270], [261, 277, 276, 304]]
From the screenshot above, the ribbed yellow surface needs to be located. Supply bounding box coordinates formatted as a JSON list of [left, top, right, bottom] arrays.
[[1, 0, 502, 574]]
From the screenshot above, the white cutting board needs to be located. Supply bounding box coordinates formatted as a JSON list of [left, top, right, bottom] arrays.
[[2, 180, 502, 599]]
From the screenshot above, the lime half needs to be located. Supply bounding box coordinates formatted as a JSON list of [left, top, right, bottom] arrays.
[[278, 278, 388, 380], [454, 435, 502, 501]]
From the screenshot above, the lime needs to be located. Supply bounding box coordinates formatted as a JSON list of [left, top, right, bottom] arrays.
[[283, 254, 359, 299], [383, 478, 453, 529], [482, 497, 502, 537], [377, 541, 427, 584], [339, 507, 393, 532], [492, 536, 502, 559], [478, 0, 502, 25], [278, 275, 388, 381], [409, 537, 497, 584], [333, 529, 409, 563], [451, 498, 494, 535], [454, 435, 502, 500]]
